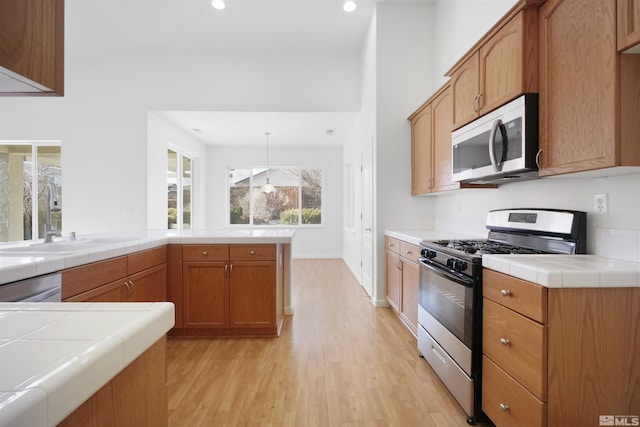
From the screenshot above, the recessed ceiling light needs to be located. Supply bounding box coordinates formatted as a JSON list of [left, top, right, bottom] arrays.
[[343, 1, 356, 12], [326, 129, 334, 136], [211, 0, 225, 10]]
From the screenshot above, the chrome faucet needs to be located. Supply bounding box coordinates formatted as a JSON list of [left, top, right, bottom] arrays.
[[44, 182, 61, 243]]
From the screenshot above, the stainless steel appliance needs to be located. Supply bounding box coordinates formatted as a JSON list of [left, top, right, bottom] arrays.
[[452, 94, 539, 184], [0, 272, 62, 302], [417, 208, 586, 425]]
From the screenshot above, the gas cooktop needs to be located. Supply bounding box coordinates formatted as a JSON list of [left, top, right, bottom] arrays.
[[430, 239, 550, 256]]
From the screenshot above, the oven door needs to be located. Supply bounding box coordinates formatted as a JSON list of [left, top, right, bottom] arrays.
[[418, 257, 476, 350]]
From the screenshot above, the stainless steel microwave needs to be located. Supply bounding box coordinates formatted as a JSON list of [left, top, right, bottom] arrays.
[[452, 94, 539, 184]]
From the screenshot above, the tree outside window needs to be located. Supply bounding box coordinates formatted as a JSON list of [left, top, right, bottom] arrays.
[[229, 168, 322, 226]]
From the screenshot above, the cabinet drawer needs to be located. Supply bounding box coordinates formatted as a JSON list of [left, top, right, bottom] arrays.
[[127, 246, 167, 275], [385, 236, 400, 255], [230, 244, 275, 261], [482, 356, 547, 427], [483, 269, 547, 323], [399, 241, 420, 262], [183, 245, 229, 261], [483, 298, 547, 400], [62, 256, 127, 299]]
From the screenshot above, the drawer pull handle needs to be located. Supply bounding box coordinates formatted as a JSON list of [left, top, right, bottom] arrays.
[[405, 250, 412, 255], [250, 250, 255, 255], [388, 243, 394, 247], [499, 403, 509, 412], [202, 251, 208, 256], [500, 338, 510, 346], [431, 345, 447, 365], [500, 289, 511, 297]]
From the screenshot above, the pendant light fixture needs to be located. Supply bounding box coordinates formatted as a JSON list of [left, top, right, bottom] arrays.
[[261, 132, 276, 194]]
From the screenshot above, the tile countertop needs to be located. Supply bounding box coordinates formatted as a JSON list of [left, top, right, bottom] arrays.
[[0, 229, 296, 286], [0, 302, 175, 427], [483, 254, 640, 288], [385, 230, 640, 288]]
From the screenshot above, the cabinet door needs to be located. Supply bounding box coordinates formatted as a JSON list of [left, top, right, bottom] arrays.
[[229, 261, 276, 329], [64, 279, 124, 302], [451, 52, 479, 130], [618, 0, 640, 51], [385, 250, 401, 312], [479, 11, 525, 114], [410, 104, 433, 195], [400, 257, 419, 335], [431, 86, 457, 192], [538, 0, 617, 176], [183, 261, 228, 328], [124, 263, 167, 302]]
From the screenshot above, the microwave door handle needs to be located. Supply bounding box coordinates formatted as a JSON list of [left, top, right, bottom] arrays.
[[488, 118, 504, 172]]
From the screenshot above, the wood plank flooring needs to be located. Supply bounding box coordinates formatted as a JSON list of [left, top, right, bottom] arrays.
[[167, 259, 485, 426]]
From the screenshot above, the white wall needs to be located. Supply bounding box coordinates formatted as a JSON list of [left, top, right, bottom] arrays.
[[207, 145, 344, 259], [0, 48, 361, 242]]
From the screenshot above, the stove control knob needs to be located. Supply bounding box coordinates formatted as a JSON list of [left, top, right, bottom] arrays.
[[424, 250, 437, 259], [446, 258, 455, 269], [455, 260, 468, 271]]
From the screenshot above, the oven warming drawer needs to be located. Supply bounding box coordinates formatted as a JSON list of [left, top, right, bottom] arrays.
[[418, 324, 474, 417]]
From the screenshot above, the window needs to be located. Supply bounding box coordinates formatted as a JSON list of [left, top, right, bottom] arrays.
[[168, 149, 193, 229], [0, 143, 62, 243], [229, 168, 322, 226]]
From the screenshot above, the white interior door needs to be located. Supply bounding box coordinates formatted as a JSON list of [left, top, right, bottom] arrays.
[[360, 143, 373, 297]]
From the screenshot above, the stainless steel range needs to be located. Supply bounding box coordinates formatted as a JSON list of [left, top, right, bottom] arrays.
[[416, 208, 587, 425]]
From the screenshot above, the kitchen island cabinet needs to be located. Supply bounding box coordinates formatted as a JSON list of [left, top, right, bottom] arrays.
[[0, 302, 174, 427], [482, 268, 640, 427], [63, 246, 167, 303], [174, 243, 284, 337], [538, 0, 640, 176]]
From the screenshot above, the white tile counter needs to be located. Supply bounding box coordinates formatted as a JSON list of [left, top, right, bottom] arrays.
[[483, 254, 640, 288], [0, 229, 296, 286], [0, 302, 175, 427]]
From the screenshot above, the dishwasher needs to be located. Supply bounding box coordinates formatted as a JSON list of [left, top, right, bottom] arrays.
[[0, 272, 62, 302]]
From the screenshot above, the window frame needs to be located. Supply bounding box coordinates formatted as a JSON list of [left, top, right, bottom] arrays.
[[227, 166, 323, 227], [167, 147, 195, 230]]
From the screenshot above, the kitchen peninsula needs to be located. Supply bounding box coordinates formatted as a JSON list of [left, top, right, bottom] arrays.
[[0, 229, 295, 426]]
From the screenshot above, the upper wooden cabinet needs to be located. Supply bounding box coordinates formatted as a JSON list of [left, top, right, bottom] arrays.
[[618, 0, 640, 51], [409, 84, 459, 195], [0, 0, 64, 95], [447, 4, 539, 130], [538, 0, 640, 176]]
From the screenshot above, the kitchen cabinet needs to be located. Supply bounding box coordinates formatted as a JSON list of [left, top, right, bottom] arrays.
[[183, 244, 229, 328], [62, 246, 167, 302], [59, 337, 167, 427], [0, 0, 64, 95], [447, 4, 539, 130], [409, 84, 460, 195], [618, 0, 640, 52], [482, 268, 640, 427], [384, 236, 419, 335], [538, 0, 640, 176], [178, 243, 284, 336]]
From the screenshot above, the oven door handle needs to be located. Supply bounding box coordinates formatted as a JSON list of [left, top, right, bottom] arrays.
[[418, 257, 476, 288]]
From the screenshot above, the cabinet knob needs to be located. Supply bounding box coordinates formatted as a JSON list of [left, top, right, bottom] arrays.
[[500, 289, 511, 297], [202, 251, 208, 256], [499, 403, 509, 412], [500, 338, 510, 346], [405, 250, 412, 255], [388, 243, 394, 247], [250, 250, 255, 255]]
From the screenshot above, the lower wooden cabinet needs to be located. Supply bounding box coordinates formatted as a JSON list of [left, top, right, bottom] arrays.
[[482, 269, 640, 427], [176, 243, 284, 337], [385, 235, 419, 335], [62, 247, 167, 303], [59, 337, 167, 427]]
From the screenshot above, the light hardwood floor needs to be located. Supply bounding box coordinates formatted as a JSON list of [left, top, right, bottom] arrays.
[[167, 259, 486, 426]]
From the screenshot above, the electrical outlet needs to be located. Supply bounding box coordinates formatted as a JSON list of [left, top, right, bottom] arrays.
[[594, 193, 608, 214]]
